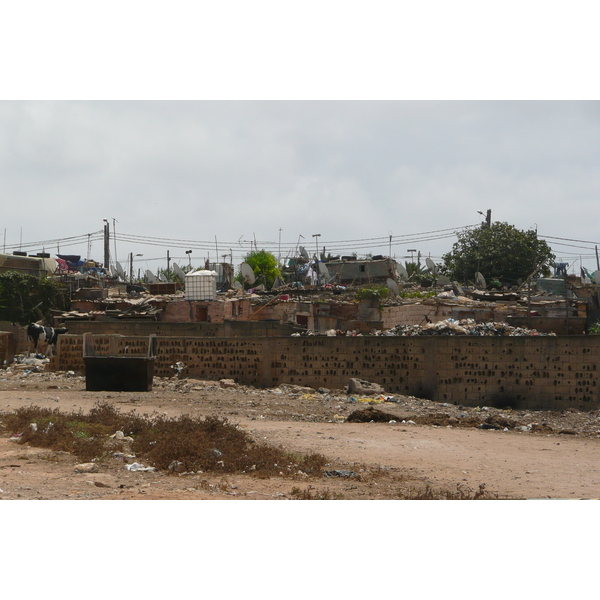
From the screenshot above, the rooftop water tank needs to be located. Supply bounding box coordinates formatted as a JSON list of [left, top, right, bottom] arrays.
[[185, 270, 217, 301]]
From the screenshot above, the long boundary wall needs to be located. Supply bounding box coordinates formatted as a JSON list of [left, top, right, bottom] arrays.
[[50, 334, 600, 411]]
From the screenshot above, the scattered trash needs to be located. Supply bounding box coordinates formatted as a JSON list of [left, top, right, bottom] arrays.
[[126, 462, 156, 472], [324, 470, 357, 478], [109, 430, 134, 442], [74, 463, 99, 473], [384, 318, 553, 337], [170, 362, 186, 377]]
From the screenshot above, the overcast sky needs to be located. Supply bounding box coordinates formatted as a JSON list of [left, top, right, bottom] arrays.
[[1, 100, 599, 273]]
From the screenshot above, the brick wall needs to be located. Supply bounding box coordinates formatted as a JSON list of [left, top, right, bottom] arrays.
[[62, 320, 297, 338], [50, 333, 600, 411]]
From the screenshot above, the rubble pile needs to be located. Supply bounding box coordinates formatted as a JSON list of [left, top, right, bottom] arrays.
[[383, 318, 555, 337], [293, 318, 554, 337]]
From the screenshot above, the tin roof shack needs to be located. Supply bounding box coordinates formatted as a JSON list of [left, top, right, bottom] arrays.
[[0, 252, 57, 277], [325, 257, 398, 285]]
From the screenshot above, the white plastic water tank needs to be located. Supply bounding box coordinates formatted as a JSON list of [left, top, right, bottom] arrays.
[[185, 270, 218, 301]]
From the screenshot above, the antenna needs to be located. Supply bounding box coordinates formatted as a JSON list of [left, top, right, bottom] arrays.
[[386, 278, 400, 297], [317, 261, 330, 284], [115, 261, 126, 280], [272, 276, 284, 289], [397, 263, 409, 280], [173, 263, 186, 280], [146, 270, 158, 284], [425, 257, 437, 275], [240, 262, 256, 285]]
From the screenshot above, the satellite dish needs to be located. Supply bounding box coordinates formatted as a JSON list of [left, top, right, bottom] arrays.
[[146, 270, 158, 284], [593, 270, 600, 284], [173, 263, 186, 280], [240, 262, 256, 285], [318, 262, 330, 278], [115, 261, 126, 280], [159, 272, 168, 282], [426, 258, 437, 274], [386, 278, 400, 297], [233, 281, 243, 289], [436, 275, 452, 286], [475, 271, 487, 289], [272, 276, 284, 289], [397, 263, 409, 280], [299, 246, 309, 261]]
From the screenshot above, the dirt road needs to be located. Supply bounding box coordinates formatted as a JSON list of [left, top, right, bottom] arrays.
[[1, 368, 600, 499]]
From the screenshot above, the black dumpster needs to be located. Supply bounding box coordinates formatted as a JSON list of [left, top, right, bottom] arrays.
[[83, 333, 157, 392], [84, 356, 155, 391]]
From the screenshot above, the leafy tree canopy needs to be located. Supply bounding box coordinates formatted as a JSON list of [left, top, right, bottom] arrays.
[[242, 250, 281, 289], [0, 272, 70, 324], [442, 222, 555, 287]]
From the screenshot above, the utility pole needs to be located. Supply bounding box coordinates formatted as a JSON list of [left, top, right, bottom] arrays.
[[477, 209, 492, 227], [312, 233, 321, 258], [166, 250, 171, 280], [278, 228, 282, 264], [103, 220, 110, 270], [112, 218, 118, 263]]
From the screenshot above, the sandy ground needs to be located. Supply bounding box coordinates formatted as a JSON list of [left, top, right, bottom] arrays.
[[2, 365, 600, 500]]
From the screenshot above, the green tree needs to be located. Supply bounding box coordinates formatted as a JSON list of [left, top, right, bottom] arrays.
[[442, 222, 555, 287], [242, 250, 281, 289], [0, 272, 70, 324]]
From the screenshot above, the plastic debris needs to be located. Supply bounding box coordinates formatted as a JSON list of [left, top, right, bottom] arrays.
[[126, 463, 156, 472], [324, 470, 357, 478]]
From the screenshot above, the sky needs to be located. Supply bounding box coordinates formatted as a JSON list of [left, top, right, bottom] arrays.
[[2, 100, 600, 276]]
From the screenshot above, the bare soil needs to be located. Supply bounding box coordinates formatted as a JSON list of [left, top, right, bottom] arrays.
[[2, 363, 600, 500]]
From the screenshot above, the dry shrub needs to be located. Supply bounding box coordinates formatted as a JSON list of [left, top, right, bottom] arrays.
[[397, 483, 497, 500], [289, 486, 342, 500], [1, 402, 327, 477]]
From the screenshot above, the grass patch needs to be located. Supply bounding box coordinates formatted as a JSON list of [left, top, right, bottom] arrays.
[[1, 402, 327, 477]]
